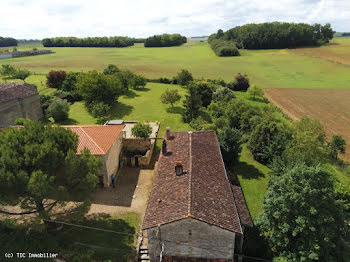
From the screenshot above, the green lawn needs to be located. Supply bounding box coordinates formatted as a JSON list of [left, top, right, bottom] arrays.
[[234, 145, 271, 219], [2, 39, 350, 90], [63, 82, 191, 135]]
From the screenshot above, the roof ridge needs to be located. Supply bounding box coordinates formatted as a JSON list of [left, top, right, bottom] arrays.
[[187, 132, 193, 216], [78, 127, 105, 154]]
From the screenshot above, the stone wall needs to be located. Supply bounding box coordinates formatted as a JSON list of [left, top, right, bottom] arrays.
[[102, 132, 123, 186], [0, 95, 43, 126], [146, 218, 235, 261], [123, 138, 151, 152]]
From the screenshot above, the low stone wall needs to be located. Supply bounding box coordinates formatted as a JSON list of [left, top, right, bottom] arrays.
[[0, 50, 54, 59]]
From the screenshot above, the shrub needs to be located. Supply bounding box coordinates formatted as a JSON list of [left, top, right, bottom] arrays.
[[233, 73, 250, 91], [328, 135, 346, 160], [189, 116, 209, 131], [13, 68, 31, 81], [247, 85, 264, 100], [46, 70, 67, 89], [208, 38, 240, 57], [46, 97, 70, 122], [176, 69, 193, 86], [212, 87, 236, 102], [89, 102, 111, 118], [103, 64, 120, 75], [131, 123, 152, 139]]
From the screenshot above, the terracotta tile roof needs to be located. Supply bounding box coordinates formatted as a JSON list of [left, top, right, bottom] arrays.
[[0, 82, 38, 103], [231, 185, 254, 227], [142, 131, 242, 234], [161, 256, 234, 262], [63, 125, 124, 155]]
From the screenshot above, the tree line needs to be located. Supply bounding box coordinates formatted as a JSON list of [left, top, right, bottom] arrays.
[[144, 34, 187, 47], [42, 36, 135, 47], [208, 22, 334, 52], [0, 37, 17, 47]]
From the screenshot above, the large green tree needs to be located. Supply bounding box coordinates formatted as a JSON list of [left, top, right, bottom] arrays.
[[182, 82, 202, 122], [258, 163, 345, 261], [218, 126, 242, 164], [76, 70, 123, 107], [0, 121, 101, 222], [285, 117, 328, 164]]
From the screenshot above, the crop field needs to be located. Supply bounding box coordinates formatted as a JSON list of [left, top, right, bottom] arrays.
[[2, 38, 350, 90], [264, 88, 350, 161], [292, 37, 350, 66]]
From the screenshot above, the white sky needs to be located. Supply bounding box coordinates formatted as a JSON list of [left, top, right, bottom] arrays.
[[0, 0, 349, 39]]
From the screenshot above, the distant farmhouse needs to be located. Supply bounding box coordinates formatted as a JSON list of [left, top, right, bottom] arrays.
[[0, 83, 43, 127], [142, 130, 253, 262]]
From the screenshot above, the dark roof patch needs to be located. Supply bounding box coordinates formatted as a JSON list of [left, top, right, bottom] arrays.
[[0, 82, 38, 103], [142, 131, 243, 234], [232, 185, 254, 227]]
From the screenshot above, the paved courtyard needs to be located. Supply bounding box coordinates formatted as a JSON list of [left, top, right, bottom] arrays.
[[89, 166, 155, 217]]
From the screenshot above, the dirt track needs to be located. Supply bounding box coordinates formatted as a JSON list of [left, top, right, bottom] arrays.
[[264, 88, 350, 160]]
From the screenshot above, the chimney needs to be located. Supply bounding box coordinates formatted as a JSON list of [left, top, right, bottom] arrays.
[[162, 140, 167, 155], [175, 161, 183, 176], [165, 127, 170, 140]]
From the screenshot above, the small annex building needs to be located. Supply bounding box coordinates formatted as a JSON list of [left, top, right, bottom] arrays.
[[0, 82, 43, 127], [64, 125, 124, 187], [142, 130, 253, 261]]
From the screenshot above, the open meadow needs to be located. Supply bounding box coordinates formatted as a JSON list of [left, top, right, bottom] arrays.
[[2, 38, 350, 90]]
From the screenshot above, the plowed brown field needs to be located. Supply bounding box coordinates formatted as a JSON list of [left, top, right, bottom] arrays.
[[264, 88, 350, 160]]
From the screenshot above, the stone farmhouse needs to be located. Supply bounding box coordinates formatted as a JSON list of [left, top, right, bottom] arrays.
[[64, 125, 124, 187], [142, 130, 253, 262], [0, 82, 42, 127]]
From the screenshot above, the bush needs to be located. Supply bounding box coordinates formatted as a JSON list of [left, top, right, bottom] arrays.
[[212, 87, 236, 102], [46, 97, 70, 122], [13, 68, 31, 81], [247, 85, 264, 100], [176, 69, 193, 86], [189, 116, 209, 131], [103, 64, 120, 75], [39, 94, 54, 104], [90, 102, 111, 118], [232, 73, 250, 91], [131, 123, 152, 139], [208, 38, 240, 57], [46, 70, 67, 89]]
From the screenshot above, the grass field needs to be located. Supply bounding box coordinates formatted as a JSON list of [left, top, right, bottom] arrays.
[[2, 38, 350, 90]]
